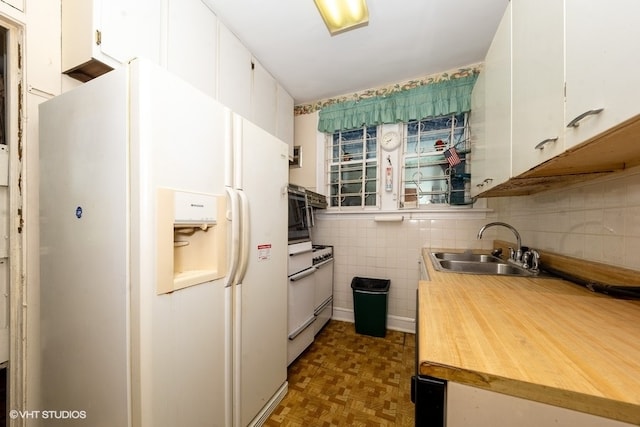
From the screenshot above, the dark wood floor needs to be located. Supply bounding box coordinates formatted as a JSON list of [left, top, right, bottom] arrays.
[[265, 320, 416, 426]]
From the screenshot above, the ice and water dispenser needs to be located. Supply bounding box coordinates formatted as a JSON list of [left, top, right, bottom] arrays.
[[156, 188, 227, 294]]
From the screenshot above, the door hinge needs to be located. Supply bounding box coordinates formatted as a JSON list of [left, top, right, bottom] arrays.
[[95, 30, 102, 46]]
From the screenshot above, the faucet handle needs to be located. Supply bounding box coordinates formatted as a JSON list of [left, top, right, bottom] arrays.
[[530, 249, 540, 271], [522, 249, 540, 272], [508, 247, 515, 261]]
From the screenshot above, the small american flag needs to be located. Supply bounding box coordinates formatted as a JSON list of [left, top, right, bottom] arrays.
[[443, 147, 461, 167]]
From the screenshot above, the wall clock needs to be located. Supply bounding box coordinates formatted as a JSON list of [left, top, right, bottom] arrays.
[[381, 131, 400, 151]]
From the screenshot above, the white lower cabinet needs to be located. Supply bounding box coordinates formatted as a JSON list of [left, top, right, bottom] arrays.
[[446, 382, 634, 427]]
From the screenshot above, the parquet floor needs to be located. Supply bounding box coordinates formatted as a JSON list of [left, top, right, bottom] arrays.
[[265, 320, 416, 427]]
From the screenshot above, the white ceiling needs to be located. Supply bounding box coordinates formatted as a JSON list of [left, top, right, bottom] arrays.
[[202, 0, 509, 105]]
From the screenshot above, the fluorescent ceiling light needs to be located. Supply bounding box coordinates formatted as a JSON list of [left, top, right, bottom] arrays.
[[314, 0, 369, 36]]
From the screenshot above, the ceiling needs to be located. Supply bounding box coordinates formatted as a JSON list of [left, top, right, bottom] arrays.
[[202, 0, 509, 105]]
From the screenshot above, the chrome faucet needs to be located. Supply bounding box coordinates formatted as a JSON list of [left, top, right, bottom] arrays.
[[477, 222, 522, 261]]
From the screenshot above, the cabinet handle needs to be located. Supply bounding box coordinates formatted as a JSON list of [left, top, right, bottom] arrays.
[[566, 108, 604, 128], [534, 137, 558, 150]]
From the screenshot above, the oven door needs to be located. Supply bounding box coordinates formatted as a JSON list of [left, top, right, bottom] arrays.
[[288, 188, 311, 243], [287, 266, 317, 365]]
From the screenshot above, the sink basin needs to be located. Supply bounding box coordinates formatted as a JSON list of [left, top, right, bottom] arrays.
[[436, 260, 533, 276], [429, 252, 534, 277], [432, 252, 502, 263]]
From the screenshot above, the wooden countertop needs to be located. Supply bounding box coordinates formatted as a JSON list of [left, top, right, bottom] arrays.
[[419, 248, 640, 425]]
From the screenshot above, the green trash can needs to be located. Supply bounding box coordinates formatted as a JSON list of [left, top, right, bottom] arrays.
[[351, 277, 390, 337]]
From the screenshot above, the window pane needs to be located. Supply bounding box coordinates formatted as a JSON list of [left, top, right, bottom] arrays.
[[401, 113, 471, 207], [326, 126, 378, 209]]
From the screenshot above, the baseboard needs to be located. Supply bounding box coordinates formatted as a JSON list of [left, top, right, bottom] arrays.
[[332, 307, 416, 334], [250, 381, 288, 427]]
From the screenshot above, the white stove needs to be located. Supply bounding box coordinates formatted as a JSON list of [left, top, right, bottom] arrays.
[[312, 245, 333, 265], [311, 245, 333, 335]]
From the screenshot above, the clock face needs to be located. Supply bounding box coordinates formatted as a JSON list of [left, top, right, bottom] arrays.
[[381, 131, 400, 151]]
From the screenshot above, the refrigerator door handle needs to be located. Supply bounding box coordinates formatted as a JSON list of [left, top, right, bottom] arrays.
[[234, 190, 250, 284], [233, 282, 243, 427], [225, 187, 241, 288]]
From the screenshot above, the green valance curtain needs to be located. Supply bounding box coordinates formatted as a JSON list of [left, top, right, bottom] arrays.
[[317, 74, 478, 133]]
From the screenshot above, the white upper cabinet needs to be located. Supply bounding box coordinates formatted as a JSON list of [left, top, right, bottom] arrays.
[[62, 0, 161, 82], [251, 59, 278, 135], [511, 0, 564, 176], [165, 0, 218, 98], [474, 0, 640, 196], [564, 0, 640, 149], [1, 0, 22, 11], [217, 23, 293, 149], [471, 2, 512, 196], [217, 24, 252, 119], [469, 68, 486, 198], [276, 85, 295, 157]]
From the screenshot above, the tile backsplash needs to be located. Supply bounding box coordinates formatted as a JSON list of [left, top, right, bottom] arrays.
[[312, 213, 497, 322], [312, 164, 640, 329], [490, 165, 640, 271]]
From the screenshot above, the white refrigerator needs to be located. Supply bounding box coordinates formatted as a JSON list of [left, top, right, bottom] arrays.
[[39, 58, 289, 427]]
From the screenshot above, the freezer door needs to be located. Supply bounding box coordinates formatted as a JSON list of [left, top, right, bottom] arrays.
[[39, 67, 131, 426]]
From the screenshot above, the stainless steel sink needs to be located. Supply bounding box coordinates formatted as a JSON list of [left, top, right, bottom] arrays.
[[429, 252, 534, 277], [432, 252, 502, 263]]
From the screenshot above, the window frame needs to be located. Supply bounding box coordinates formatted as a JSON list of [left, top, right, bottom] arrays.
[[400, 113, 472, 209], [325, 126, 379, 210]]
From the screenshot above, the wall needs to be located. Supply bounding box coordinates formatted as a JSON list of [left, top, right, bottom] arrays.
[[489, 165, 640, 271], [290, 111, 320, 191], [311, 209, 496, 332]]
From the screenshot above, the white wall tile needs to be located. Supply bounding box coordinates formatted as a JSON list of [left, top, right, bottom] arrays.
[[492, 165, 640, 271], [313, 211, 493, 321]]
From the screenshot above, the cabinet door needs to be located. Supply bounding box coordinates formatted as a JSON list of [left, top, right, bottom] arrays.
[[62, 0, 161, 78], [99, 0, 161, 65], [166, 0, 218, 98], [511, 0, 564, 176], [474, 2, 511, 195], [276, 84, 295, 157], [251, 59, 277, 135], [217, 24, 252, 118], [1, 0, 22, 11], [565, 0, 640, 148], [469, 70, 486, 198]]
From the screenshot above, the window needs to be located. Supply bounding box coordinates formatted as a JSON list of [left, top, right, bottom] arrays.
[[326, 126, 378, 208], [400, 113, 471, 208]]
